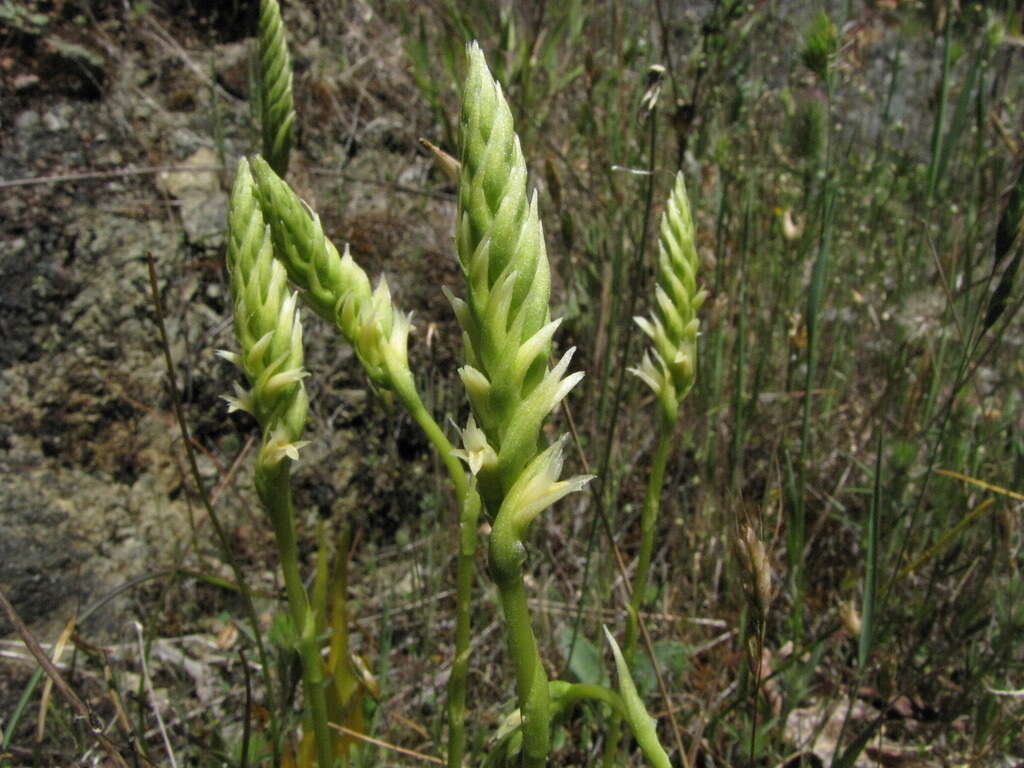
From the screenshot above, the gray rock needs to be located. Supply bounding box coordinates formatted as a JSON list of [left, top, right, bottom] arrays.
[[156, 147, 228, 247], [14, 110, 40, 131]]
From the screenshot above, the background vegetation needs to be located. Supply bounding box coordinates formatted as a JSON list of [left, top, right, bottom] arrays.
[[1, 0, 1022, 765]]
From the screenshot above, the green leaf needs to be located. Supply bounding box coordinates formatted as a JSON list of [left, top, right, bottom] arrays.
[[632, 640, 691, 696], [556, 625, 608, 686], [269, 611, 299, 650]]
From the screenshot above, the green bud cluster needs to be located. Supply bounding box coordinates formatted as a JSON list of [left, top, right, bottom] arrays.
[[221, 157, 308, 466], [257, 0, 296, 176], [451, 42, 583, 510], [630, 172, 707, 427], [250, 157, 411, 391]]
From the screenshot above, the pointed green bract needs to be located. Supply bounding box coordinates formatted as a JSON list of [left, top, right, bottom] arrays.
[[603, 628, 671, 768], [258, 0, 296, 176], [630, 172, 706, 427]]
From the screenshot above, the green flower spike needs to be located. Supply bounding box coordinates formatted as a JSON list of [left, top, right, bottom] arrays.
[[221, 157, 308, 458], [455, 43, 590, 768], [250, 156, 411, 391], [452, 41, 582, 510], [224, 157, 334, 768], [630, 171, 707, 428], [257, 0, 296, 176]]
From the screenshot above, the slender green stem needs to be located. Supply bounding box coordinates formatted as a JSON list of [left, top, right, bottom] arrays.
[[603, 425, 672, 767], [490, 521, 550, 768], [625, 427, 673, 657], [387, 369, 474, 767], [795, 80, 835, 641], [926, 12, 953, 203], [566, 104, 660, 688], [391, 371, 467, 502], [554, 683, 626, 720], [447, 483, 481, 768], [261, 462, 334, 768]]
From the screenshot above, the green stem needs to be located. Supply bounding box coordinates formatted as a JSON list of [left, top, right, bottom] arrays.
[[391, 370, 468, 502], [386, 370, 474, 767], [603, 425, 673, 767], [554, 682, 670, 768], [553, 683, 626, 720], [625, 427, 673, 657], [260, 462, 334, 768], [447, 483, 482, 768], [490, 520, 550, 768], [926, 12, 953, 203]]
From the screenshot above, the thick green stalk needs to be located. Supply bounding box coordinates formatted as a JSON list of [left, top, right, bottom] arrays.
[[552, 683, 626, 719], [447, 484, 481, 768], [258, 462, 334, 768], [490, 517, 550, 768]]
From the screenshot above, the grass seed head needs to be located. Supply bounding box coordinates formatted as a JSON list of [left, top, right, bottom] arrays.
[[735, 525, 773, 621]]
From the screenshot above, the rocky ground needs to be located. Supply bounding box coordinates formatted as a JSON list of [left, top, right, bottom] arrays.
[[0, 1, 467, 745]]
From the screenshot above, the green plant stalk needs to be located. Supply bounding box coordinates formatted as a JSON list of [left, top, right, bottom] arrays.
[[392, 373, 468, 503], [374, 365, 477, 768], [552, 682, 626, 719], [926, 12, 953, 202], [490, 519, 550, 768], [625, 429, 673, 656], [602, 426, 671, 767], [859, 431, 882, 670], [447, 483, 481, 768], [795, 149, 835, 642], [385, 360, 475, 768], [729, 183, 753, 490], [259, 461, 334, 768]]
